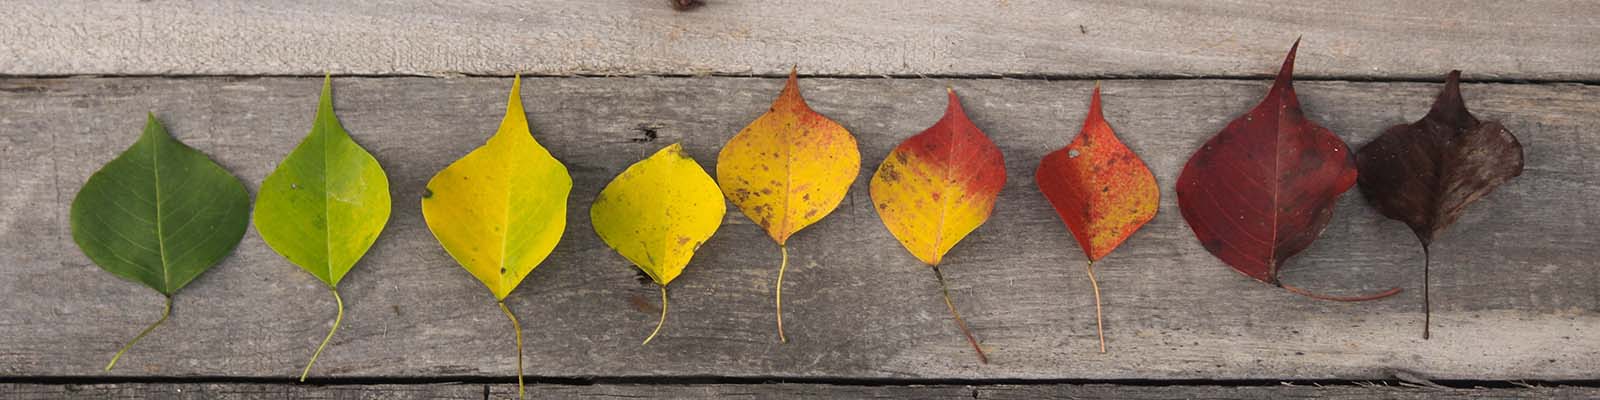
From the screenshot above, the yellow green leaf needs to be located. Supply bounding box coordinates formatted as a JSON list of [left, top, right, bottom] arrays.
[[591, 143, 725, 344], [419, 76, 569, 399], [716, 68, 859, 342], [254, 75, 392, 381]]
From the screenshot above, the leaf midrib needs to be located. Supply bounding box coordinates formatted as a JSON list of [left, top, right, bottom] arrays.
[[320, 121, 335, 285], [930, 123, 962, 266], [151, 131, 172, 293]]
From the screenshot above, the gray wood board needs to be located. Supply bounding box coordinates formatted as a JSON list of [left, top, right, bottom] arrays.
[[0, 77, 1595, 380], [6, 383, 1600, 400], [5, 1, 1599, 80]]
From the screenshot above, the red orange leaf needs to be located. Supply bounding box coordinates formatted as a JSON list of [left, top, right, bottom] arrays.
[[871, 88, 1005, 364], [1035, 84, 1157, 352], [1175, 39, 1400, 302]]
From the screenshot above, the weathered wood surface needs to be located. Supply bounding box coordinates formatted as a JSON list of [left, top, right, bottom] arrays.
[[6, 383, 1599, 400], [0, 77, 1595, 381], [6, 1, 1600, 80]]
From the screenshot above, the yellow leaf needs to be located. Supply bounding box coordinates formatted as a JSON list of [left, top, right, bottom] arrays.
[[421, 76, 571, 301], [591, 143, 725, 344], [716, 68, 859, 342], [419, 76, 569, 399]]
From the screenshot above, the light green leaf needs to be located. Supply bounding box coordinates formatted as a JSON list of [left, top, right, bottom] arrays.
[[254, 76, 391, 381], [70, 114, 251, 370], [255, 76, 391, 287]]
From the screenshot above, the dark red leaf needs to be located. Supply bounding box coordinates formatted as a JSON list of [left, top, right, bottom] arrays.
[[1175, 39, 1400, 301], [1354, 70, 1524, 338]]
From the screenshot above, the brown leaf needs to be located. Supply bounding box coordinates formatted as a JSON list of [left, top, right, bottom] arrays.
[[1354, 70, 1525, 338]]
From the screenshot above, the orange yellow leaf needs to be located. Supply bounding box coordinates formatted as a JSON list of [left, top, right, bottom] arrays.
[[716, 67, 860, 343], [717, 68, 859, 245], [869, 88, 1005, 364], [870, 89, 1006, 266]]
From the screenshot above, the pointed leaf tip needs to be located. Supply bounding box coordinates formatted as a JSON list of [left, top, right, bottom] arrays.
[[778, 68, 803, 105], [1426, 70, 1473, 125], [1087, 85, 1104, 122], [1274, 39, 1299, 87], [934, 86, 960, 112]]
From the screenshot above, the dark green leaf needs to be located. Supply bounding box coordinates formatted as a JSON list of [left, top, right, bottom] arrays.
[[71, 114, 250, 296]]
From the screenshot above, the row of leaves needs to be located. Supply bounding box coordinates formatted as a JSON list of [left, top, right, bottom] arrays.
[[70, 40, 1522, 396]]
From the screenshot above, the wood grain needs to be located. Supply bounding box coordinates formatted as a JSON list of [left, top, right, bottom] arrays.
[[0, 77, 1594, 380], [4, 1, 1598, 80], [6, 383, 1598, 399]]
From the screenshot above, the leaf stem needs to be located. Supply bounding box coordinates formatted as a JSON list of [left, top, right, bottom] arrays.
[[1085, 260, 1105, 353], [497, 301, 524, 399], [106, 295, 172, 371], [1422, 245, 1431, 340], [775, 244, 789, 343], [642, 285, 668, 345], [932, 266, 988, 364], [1281, 284, 1402, 302], [299, 287, 344, 382]]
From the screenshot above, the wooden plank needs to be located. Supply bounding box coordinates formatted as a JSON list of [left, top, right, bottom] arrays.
[[6, 383, 1600, 400], [0, 77, 1595, 380], [2, 383, 481, 399], [5, 1, 1599, 80]]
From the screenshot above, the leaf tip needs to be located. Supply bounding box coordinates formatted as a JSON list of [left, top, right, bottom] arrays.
[[1276, 38, 1300, 85], [1427, 70, 1472, 123], [1089, 83, 1103, 115], [662, 142, 686, 157], [776, 66, 805, 108], [944, 87, 962, 110]]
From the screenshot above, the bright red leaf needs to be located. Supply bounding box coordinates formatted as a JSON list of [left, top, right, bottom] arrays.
[[1175, 39, 1400, 302]]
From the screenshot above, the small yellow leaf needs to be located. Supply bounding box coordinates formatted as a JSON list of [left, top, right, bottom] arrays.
[[421, 76, 571, 301], [592, 143, 725, 345], [592, 143, 725, 287]]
